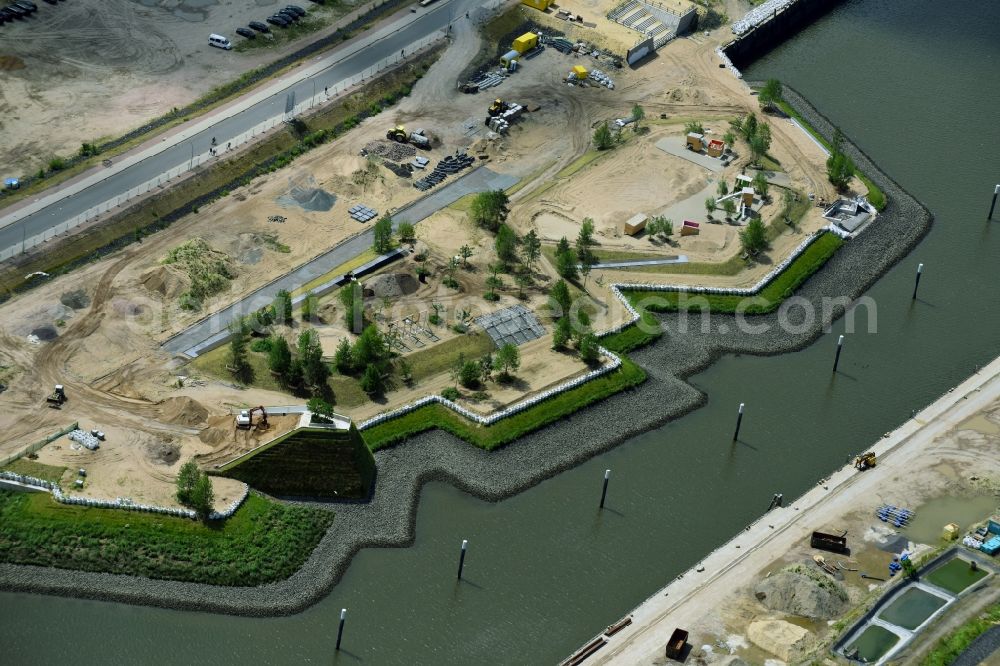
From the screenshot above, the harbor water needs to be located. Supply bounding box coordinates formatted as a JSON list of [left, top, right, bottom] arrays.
[[2, 0, 1000, 663]]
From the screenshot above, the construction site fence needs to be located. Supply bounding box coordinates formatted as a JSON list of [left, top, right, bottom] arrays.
[[0, 422, 79, 469], [0, 469, 251, 521], [0, 29, 447, 263]]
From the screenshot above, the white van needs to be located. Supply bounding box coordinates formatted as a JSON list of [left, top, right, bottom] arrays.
[[209, 34, 232, 50]]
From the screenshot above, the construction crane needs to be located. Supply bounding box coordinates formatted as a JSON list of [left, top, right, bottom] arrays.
[[235, 406, 269, 431], [46, 384, 66, 409], [854, 452, 876, 471]]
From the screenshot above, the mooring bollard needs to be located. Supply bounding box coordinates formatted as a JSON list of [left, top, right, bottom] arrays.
[[457, 539, 468, 580], [912, 263, 923, 300], [599, 469, 611, 509], [833, 335, 844, 373], [336, 608, 347, 650], [989, 184, 999, 220], [733, 403, 745, 441]]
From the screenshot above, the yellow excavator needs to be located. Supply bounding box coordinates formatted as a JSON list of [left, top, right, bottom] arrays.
[[854, 452, 876, 471]]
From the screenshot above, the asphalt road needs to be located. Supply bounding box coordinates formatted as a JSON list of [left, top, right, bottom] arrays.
[[162, 167, 518, 358], [0, 0, 469, 256]]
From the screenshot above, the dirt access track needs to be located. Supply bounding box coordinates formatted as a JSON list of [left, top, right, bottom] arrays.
[[0, 0, 367, 176]]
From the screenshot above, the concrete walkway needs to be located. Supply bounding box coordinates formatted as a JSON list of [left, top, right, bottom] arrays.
[[655, 136, 725, 172], [589, 256, 689, 269], [162, 167, 517, 358]]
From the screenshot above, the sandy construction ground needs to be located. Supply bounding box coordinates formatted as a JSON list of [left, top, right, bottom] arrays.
[[0, 0, 364, 175], [0, 6, 859, 516], [590, 355, 1000, 665]]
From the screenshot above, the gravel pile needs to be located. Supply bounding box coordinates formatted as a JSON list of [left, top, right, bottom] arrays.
[[0, 87, 933, 617], [362, 140, 415, 162]]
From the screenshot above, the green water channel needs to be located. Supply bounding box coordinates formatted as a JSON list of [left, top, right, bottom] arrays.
[[879, 587, 948, 631], [846, 624, 900, 663], [2, 1, 1000, 663], [927, 557, 989, 595]]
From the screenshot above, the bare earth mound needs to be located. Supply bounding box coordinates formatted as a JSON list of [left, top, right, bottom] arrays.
[[141, 265, 189, 300], [754, 566, 849, 620], [158, 396, 210, 427]]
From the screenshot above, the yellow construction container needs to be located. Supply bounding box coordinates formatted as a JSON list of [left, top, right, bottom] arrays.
[[942, 523, 960, 541], [513, 32, 538, 54], [572, 65, 589, 80], [521, 0, 552, 11]]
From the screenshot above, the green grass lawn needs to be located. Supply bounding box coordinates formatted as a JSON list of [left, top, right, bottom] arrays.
[[0, 491, 332, 585], [624, 231, 843, 315], [1, 458, 67, 484], [361, 356, 646, 451], [921, 601, 1000, 666]]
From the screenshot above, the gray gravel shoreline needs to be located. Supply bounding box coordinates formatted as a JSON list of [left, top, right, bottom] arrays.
[[0, 88, 933, 617]]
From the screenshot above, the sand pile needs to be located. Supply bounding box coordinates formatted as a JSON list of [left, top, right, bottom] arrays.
[[747, 619, 813, 663], [363, 273, 419, 299], [159, 396, 209, 427], [754, 566, 848, 619], [141, 265, 188, 299], [199, 415, 233, 446]]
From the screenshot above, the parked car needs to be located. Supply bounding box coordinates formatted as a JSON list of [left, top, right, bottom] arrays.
[[248, 20, 270, 33], [266, 15, 289, 27], [208, 33, 232, 50], [278, 9, 300, 21], [42, 0, 56, 5], [4, 4, 29, 17], [235, 27, 255, 39], [284, 5, 306, 17], [12, 1, 36, 13]]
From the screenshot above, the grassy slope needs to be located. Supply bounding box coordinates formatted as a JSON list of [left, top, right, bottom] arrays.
[[0, 491, 332, 585], [920, 601, 1000, 666], [1, 458, 67, 484], [625, 231, 843, 314], [217, 425, 375, 499], [361, 355, 646, 451]]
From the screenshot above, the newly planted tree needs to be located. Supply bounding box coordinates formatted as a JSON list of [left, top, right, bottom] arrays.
[[373, 215, 394, 254], [593, 121, 614, 150], [740, 218, 768, 256], [493, 343, 520, 381]]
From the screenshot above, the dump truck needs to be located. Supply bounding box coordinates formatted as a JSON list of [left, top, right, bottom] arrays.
[[46, 384, 66, 408], [854, 452, 876, 470]]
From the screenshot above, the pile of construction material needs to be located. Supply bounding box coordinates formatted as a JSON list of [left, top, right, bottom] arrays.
[[68, 429, 100, 450], [383, 161, 414, 178], [361, 140, 416, 162], [487, 102, 524, 135], [349, 204, 379, 222], [589, 68, 615, 89], [731, 0, 795, 35], [413, 152, 475, 192], [469, 69, 508, 92]]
